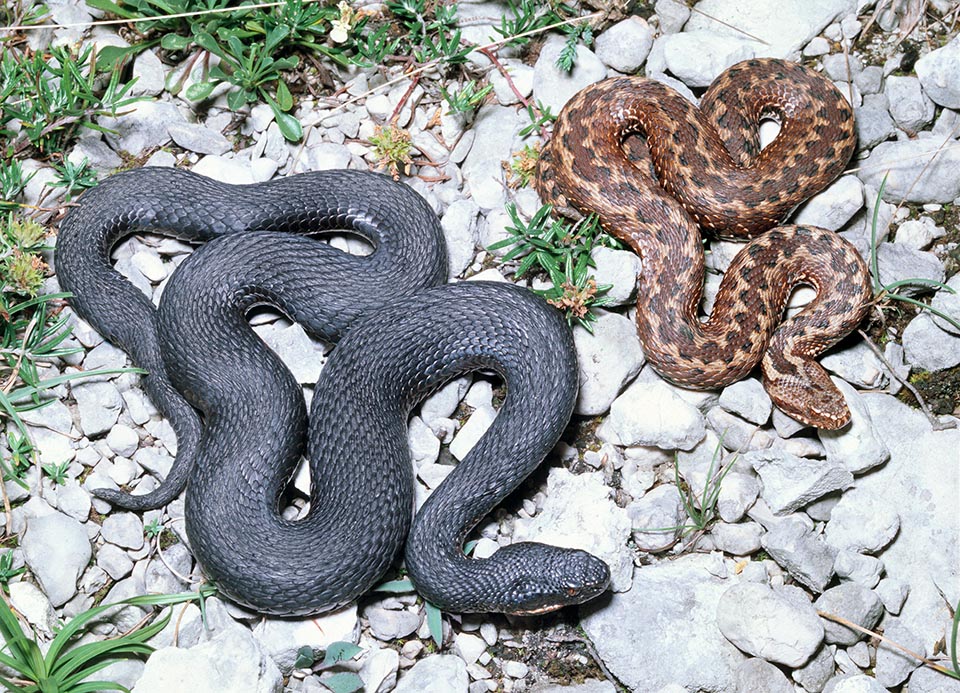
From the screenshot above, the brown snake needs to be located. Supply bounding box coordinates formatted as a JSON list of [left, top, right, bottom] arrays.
[[536, 58, 873, 430]]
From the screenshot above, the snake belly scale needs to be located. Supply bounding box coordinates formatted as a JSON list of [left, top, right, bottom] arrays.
[[538, 58, 873, 429], [56, 168, 610, 616]]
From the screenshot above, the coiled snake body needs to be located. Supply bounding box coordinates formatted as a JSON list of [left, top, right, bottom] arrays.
[[538, 58, 873, 429], [56, 168, 609, 616]]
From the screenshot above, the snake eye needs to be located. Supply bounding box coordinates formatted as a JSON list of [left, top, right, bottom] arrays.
[[566, 587, 579, 597]]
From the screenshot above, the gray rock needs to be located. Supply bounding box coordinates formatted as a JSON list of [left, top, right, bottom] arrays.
[[856, 66, 884, 95], [902, 312, 960, 371], [254, 605, 358, 674], [145, 542, 193, 594], [448, 405, 496, 461], [71, 135, 123, 171], [571, 310, 645, 416], [531, 35, 607, 114], [461, 105, 523, 211], [833, 550, 883, 588], [761, 517, 837, 593], [818, 378, 890, 474], [821, 340, 888, 390], [407, 416, 440, 469], [394, 655, 468, 693], [167, 121, 232, 155], [683, 0, 851, 59], [420, 376, 470, 425], [712, 521, 763, 555], [597, 377, 706, 450], [581, 554, 745, 691], [874, 617, 925, 688], [191, 154, 256, 184], [655, 0, 690, 34], [488, 60, 533, 106], [915, 34, 960, 108], [100, 512, 145, 550], [734, 657, 793, 693], [97, 543, 134, 580], [825, 490, 899, 555], [367, 606, 422, 641], [72, 380, 123, 437], [814, 584, 884, 646], [660, 31, 757, 87], [677, 433, 759, 523], [907, 665, 960, 692], [21, 398, 72, 434], [896, 216, 945, 251], [792, 644, 836, 693], [824, 675, 888, 693], [594, 17, 655, 73], [441, 199, 480, 278], [130, 49, 165, 97], [8, 581, 57, 637], [718, 378, 772, 425], [22, 511, 91, 606], [858, 133, 960, 204], [590, 246, 642, 306], [305, 141, 352, 172], [885, 75, 936, 131], [133, 447, 174, 480], [792, 175, 864, 231], [105, 424, 140, 458], [513, 468, 633, 592], [453, 632, 487, 665], [133, 625, 283, 692], [717, 582, 823, 667], [627, 484, 685, 551], [99, 100, 185, 154], [55, 481, 91, 522], [745, 449, 853, 515], [874, 577, 909, 615], [873, 241, 946, 297], [252, 321, 325, 384]]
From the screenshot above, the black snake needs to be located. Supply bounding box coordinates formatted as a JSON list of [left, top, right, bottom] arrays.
[[55, 167, 610, 615]]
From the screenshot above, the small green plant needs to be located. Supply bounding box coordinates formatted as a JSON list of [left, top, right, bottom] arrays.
[[0, 551, 26, 591], [189, 26, 302, 141], [41, 461, 70, 486], [518, 100, 556, 138], [385, 0, 469, 65], [143, 518, 164, 539], [50, 159, 98, 202], [0, 586, 216, 692], [292, 641, 365, 693], [0, 43, 140, 155], [489, 204, 616, 331], [369, 125, 414, 179], [869, 174, 960, 332], [2, 433, 33, 484], [441, 80, 493, 115], [0, 160, 33, 218], [556, 22, 593, 72], [505, 143, 540, 188], [374, 577, 444, 647]]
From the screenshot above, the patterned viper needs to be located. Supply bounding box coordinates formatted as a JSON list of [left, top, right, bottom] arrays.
[[537, 58, 873, 429]]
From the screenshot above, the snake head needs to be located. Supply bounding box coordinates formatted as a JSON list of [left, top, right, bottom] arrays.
[[495, 542, 611, 616]]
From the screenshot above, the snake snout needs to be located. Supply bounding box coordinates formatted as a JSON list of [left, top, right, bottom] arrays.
[[503, 544, 611, 615]]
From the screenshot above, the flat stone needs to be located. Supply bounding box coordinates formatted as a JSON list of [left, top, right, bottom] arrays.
[[594, 17, 655, 73], [442, 199, 480, 279], [718, 378, 772, 426], [590, 247, 642, 307], [394, 655, 468, 693], [597, 376, 706, 451], [761, 517, 837, 593], [253, 605, 358, 674], [9, 581, 58, 637], [97, 543, 134, 580], [745, 449, 853, 515], [824, 490, 899, 555], [902, 311, 960, 371], [100, 512, 145, 550], [858, 133, 960, 204], [532, 34, 607, 114], [712, 521, 764, 556], [818, 378, 890, 474], [133, 625, 282, 693], [572, 310, 645, 416], [167, 121, 232, 155], [915, 34, 960, 108], [513, 468, 633, 592], [449, 405, 497, 461], [105, 424, 140, 458], [22, 511, 91, 606], [875, 577, 909, 615], [717, 582, 824, 667], [792, 175, 864, 231], [684, 0, 854, 59], [20, 398, 73, 434], [130, 49, 165, 96], [734, 658, 794, 693], [907, 665, 960, 692], [461, 105, 523, 211], [366, 606, 422, 642], [72, 380, 123, 437], [833, 550, 883, 588], [874, 617, 925, 688], [99, 100, 185, 154], [581, 554, 745, 691], [627, 484, 685, 552], [655, 0, 690, 34], [824, 674, 889, 692], [660, 31, 758, 87], [252, 321, 326, 385], [814, 583, 884, 646], [885, 75, 936, 131], [488, 60, 533, 106]]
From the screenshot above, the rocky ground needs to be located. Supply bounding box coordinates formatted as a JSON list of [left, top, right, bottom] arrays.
[[3, 0, 960, 691]]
